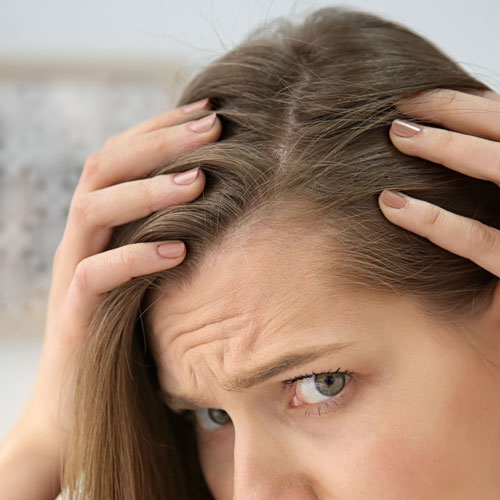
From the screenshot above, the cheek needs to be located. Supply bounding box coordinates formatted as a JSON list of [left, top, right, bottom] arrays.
[[328, 377, 487, 498], [312, 419, 454, 500], [359, 431, 449, 497], [197, 428, 235, 500]]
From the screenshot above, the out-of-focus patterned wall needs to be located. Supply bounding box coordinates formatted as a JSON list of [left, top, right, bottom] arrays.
[[0, 59, 191, 339]]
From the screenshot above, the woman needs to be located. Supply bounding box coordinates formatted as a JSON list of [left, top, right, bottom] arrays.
[[1, 5, 500, 499]]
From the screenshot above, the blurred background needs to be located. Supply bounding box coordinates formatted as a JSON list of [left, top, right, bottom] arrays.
[[1, 0, 499, 443]]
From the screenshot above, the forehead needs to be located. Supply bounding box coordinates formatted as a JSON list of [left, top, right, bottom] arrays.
[[144, 228, 389, 403], [146, 229, 337, 353]]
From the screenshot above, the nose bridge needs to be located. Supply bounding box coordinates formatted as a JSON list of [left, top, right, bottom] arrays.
[[231, 416, 318, 500]]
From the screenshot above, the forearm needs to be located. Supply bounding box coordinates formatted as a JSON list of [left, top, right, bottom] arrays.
[[0, 428, 62, 500]]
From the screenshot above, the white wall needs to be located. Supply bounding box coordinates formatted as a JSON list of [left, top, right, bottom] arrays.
[[1, 0, 499, 85]]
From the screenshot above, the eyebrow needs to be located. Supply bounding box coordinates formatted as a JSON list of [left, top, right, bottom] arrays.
[[160, 340, 355, 411]]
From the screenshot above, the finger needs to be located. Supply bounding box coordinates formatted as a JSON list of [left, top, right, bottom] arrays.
[[55, 168, 205, 296], [78, 169, 205, 229], [378, 190, 500, 278], [62, 241, 187, 339], [396, 89, 500, 141], [76, 112, 220, 193], [110, 98, 211, 141], [388, 120, 500, 186]]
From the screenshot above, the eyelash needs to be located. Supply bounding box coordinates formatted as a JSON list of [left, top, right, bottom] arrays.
[[282, 367, 353, 417], [179, 367, 353, 425]]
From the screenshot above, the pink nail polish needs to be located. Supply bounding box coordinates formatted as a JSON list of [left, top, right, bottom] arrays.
[[158, 241, 185, 258], [189, 113, 217, 133], [182, 98, 210, 114], [173, 167, 200, 185], [381, 189, 407, 209], [391, 119, 422, 138]]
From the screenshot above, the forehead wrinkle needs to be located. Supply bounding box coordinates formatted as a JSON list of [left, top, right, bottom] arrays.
[[183, 318, 262, 380], [181, 332, 235, 365], [153, 295, 253, 349], [165, 310, 247, 350], [160, 308, 260, 383]]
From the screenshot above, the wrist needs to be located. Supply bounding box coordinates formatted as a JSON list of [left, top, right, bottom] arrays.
[[0, 426, 62, 500]]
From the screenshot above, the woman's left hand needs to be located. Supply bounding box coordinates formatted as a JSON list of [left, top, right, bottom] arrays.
[[378, 88, 500, 278]]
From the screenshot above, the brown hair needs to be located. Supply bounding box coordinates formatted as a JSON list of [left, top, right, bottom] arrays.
[[62, 6, 499, 499]]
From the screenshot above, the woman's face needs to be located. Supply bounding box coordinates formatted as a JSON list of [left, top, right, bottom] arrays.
[[147, 231, 500, 499]]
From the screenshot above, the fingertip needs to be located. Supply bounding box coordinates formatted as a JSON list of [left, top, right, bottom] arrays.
[[377, 191, 396, 222], [189, 113, 217, 134], [379, 189, 408, 210], [181, 97, 211, 114], [187, 113, 222, 145], [390, 119, 423, 139], [211, 114, 223, 138], [158, 241, 186, 259]]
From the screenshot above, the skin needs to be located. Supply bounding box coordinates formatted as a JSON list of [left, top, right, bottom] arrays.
[[147, 227, 500, 500], [2, 89, 500, 499], [147, 89, 500, 499]]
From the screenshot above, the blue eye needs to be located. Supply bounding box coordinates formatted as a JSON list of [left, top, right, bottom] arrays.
[[284, 368, 353, 416], [295, 371, 348, 403], [193, 408, 232, 430]]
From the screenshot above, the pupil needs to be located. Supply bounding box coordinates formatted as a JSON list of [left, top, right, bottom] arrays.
[[315, 373, 345, 397], [208, 408, 230, 425]]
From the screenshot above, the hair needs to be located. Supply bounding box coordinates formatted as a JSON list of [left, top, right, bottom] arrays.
[[62, 5, 499, 499]]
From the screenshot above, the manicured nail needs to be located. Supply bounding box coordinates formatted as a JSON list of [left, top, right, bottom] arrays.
[[381, 189, 407, 209], [173, 167, 200, 185], [189, 113, 217, 133], [182, 98, 210, 114], [391, 119, 422, 138], [158, 241, 185, 258]]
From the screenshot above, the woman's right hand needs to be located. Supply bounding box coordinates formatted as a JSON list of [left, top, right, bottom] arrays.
[[0, 97, 220, 500]]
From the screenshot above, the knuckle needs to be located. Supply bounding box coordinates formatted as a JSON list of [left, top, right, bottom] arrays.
[[81, 151, 102, 182], [467, 221, 498, 254], [145, 130, 168, 155], [115, 247, 135, 273], [73, 259, 92, 293], [429, 88, 458, 107], [422, 204, 443, 235], [68, 195, 91, 225], [103, 135, 120, 149], [437, 129, 454, 151], [139, 178, 159, 213]]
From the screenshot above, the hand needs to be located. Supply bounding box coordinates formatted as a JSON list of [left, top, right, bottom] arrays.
[[378, 88, 500, 278], [0, 98, 221, 499]]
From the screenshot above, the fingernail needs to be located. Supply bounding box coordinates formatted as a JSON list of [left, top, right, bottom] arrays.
[[182, 98, 210, 114], [158, 241, 185, 258], [173, 167, 200, 185], [391, 119, 422, 138], [381, 189, 408, 209], [189, 113, 217, 133]]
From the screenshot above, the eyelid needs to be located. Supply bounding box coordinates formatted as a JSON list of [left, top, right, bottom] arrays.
[[283, 369, 354, 416], [282, 367, 350, 387]]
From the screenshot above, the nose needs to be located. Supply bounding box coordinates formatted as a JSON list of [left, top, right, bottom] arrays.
[[231, 419, 318, 500]]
